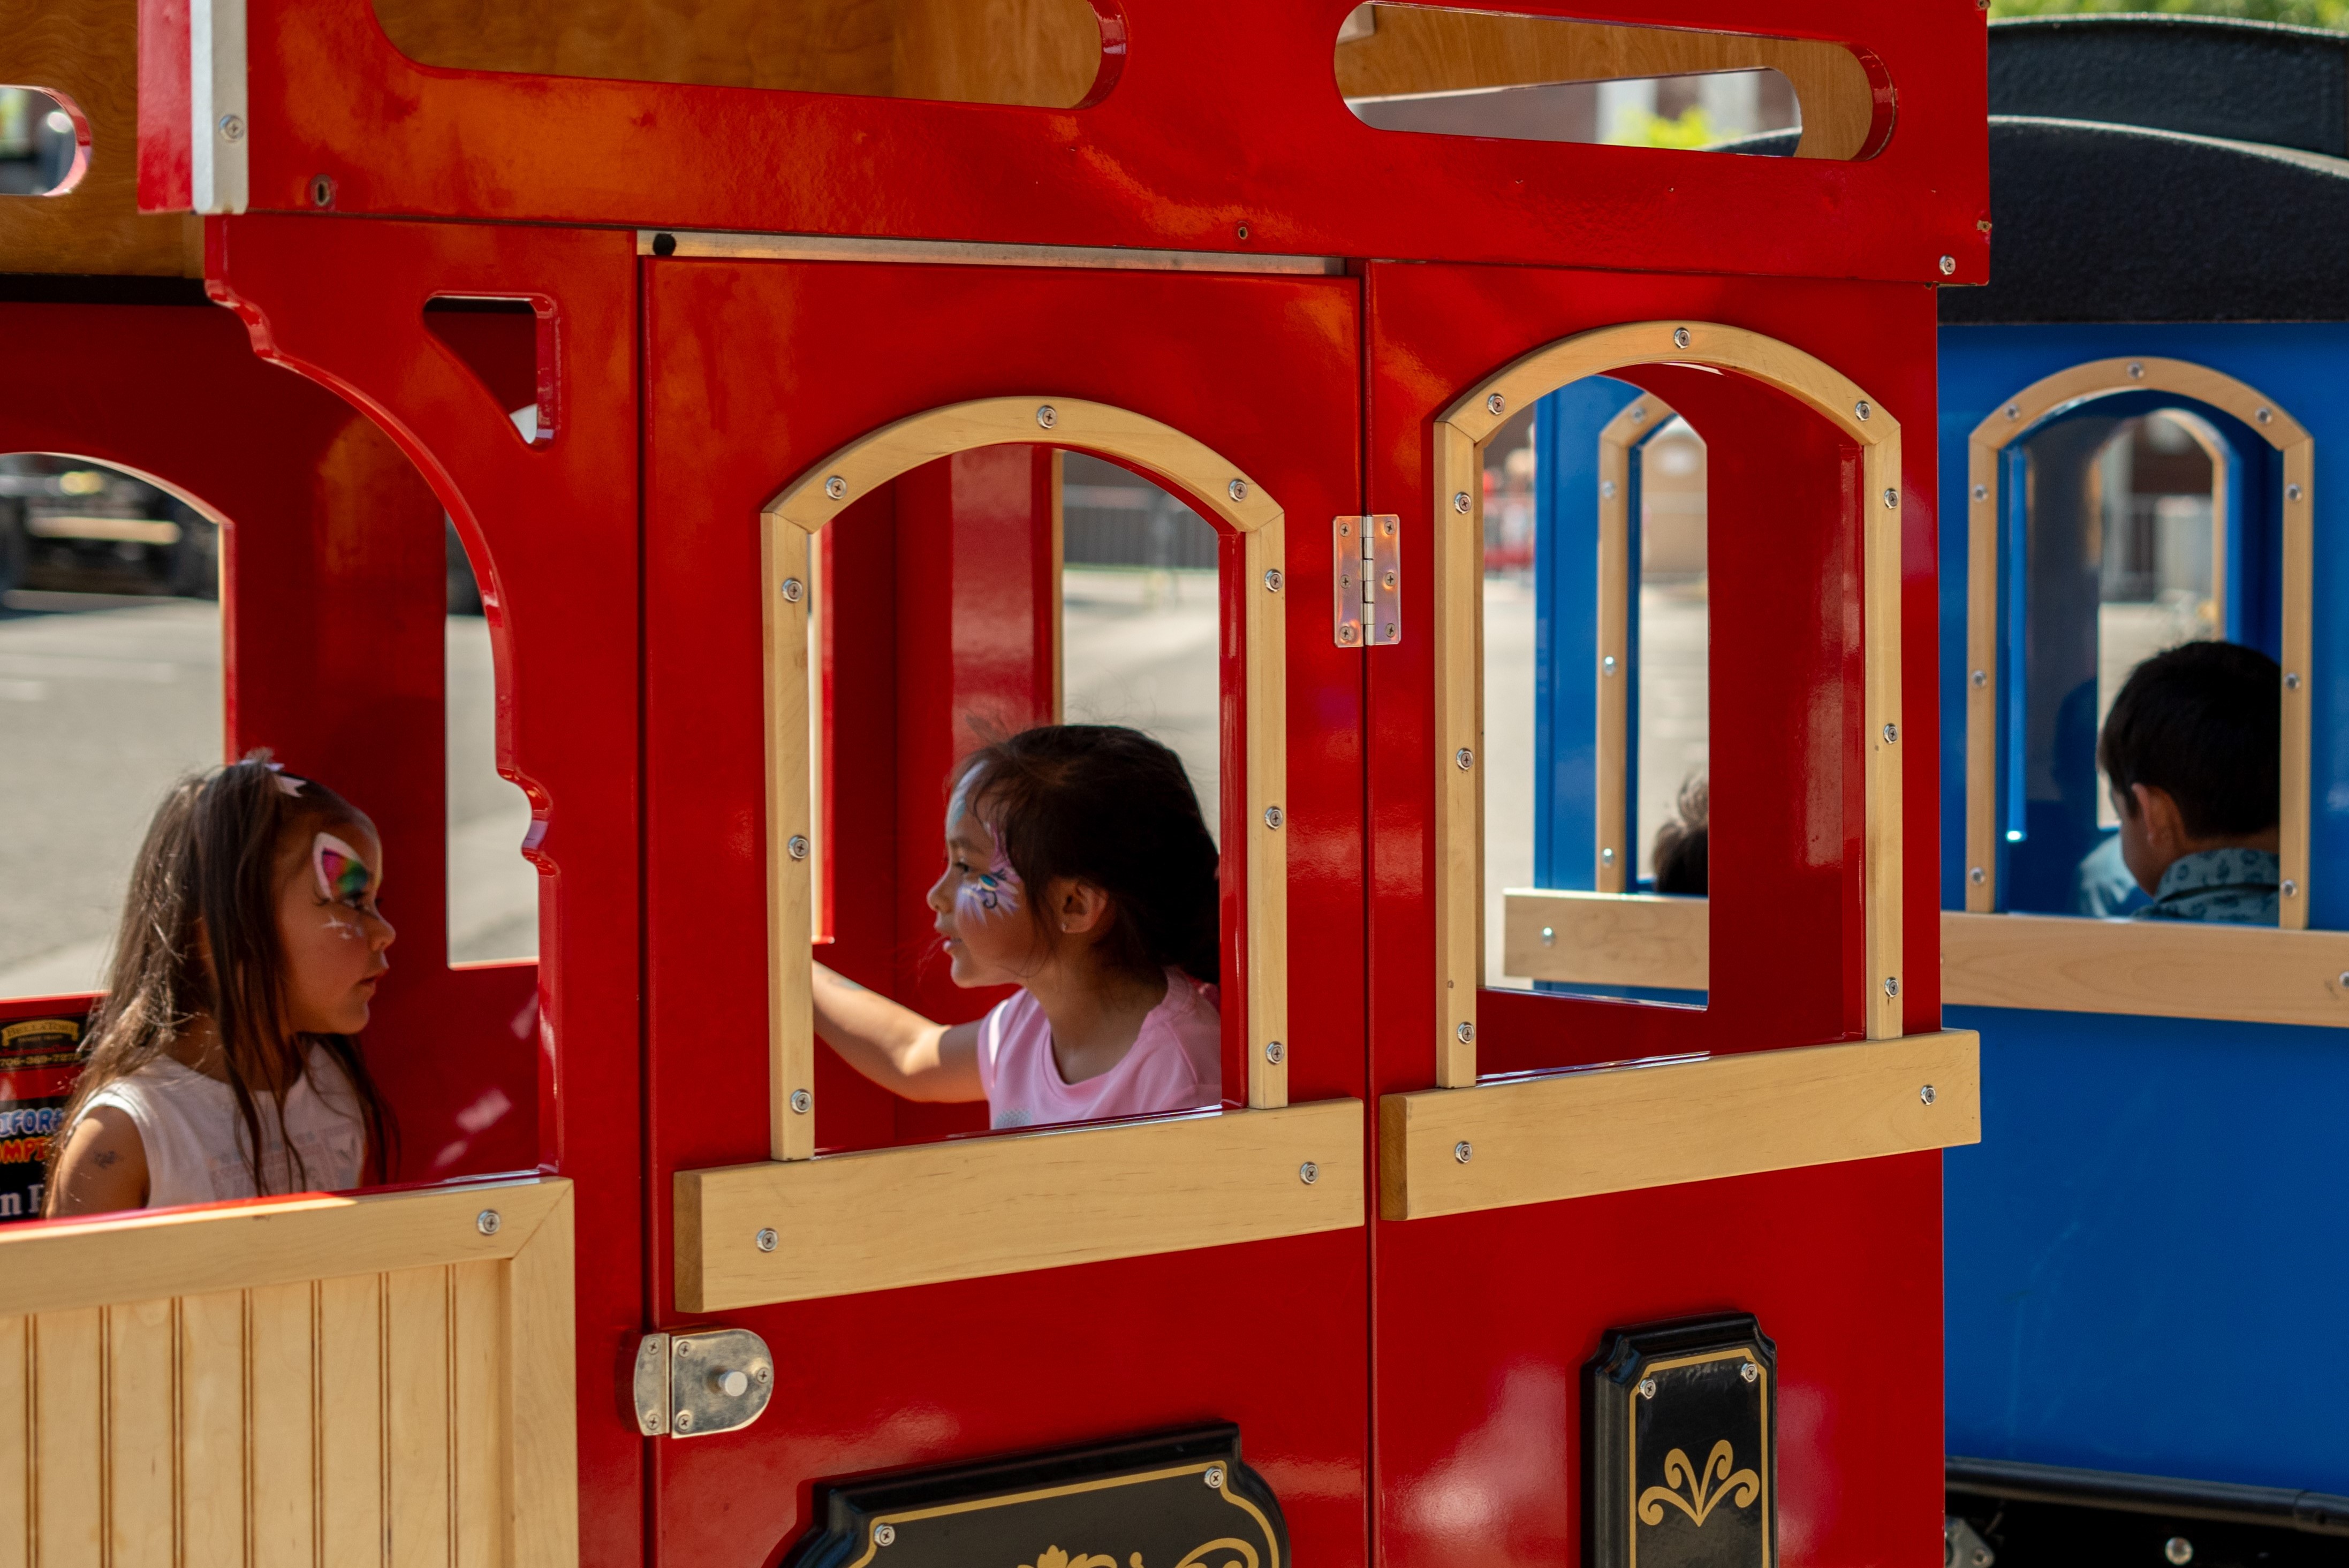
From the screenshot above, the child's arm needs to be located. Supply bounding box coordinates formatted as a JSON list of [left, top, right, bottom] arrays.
[[47, 1106, 150, 1215], [812, 962, 984, 1102]]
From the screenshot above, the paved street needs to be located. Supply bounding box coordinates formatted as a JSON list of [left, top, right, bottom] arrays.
[[0, 593, 536, 997]]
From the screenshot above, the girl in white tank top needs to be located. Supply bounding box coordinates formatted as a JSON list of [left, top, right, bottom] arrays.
[[43, 756, 397, 1215]]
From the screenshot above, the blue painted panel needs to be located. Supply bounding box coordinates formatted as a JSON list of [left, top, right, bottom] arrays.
[[1944, 1004, 2349, 1489], [1938, 324, 2349, 1486], [1532, 376, 1642, 890]]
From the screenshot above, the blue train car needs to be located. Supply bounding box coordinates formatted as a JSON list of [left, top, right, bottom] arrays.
[[1937, 18, 2349, 1566]]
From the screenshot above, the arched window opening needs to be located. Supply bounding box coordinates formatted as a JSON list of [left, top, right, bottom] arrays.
[[445, 523, 539, 963]]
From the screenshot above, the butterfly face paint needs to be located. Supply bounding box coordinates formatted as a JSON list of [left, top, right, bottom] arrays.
[[945, 770, 1021, 924], [313, 831, 374, 908]]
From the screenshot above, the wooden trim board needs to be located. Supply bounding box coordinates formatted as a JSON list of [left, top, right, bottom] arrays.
[[1436, 320, 1905, 1085], [1964, 357, 2313, 927], [1378, 1031, 1977, 1221], [1942, 909, 2349, 1028], [1592, 395, 1677, 893], [1502, 888, 1707, 989], [760, 395, 1290, 1158], [675, 1099, 1363, 1310]]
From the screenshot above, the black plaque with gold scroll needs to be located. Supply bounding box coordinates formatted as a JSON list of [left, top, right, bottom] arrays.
[[779, 1424, 1287, 1568], [1585, 1314, 1777, 1568]]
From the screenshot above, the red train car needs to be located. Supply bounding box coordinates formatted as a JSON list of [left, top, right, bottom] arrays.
[[0, 4, 1986, 1564]]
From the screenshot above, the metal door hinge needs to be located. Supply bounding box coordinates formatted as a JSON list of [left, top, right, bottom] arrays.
[[633, 1328, 775, 1438], [1335, 515, 1401, 648]]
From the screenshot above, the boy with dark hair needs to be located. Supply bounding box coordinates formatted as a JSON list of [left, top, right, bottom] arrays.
[[2096, 641, 2280, 924]]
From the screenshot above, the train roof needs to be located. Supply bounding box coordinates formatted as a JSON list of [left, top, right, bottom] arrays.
[[1946, 17, 2349, 324]]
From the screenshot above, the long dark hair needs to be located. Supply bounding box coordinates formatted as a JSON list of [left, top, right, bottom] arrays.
[[43, 754, 395, 1208], [954, 725, 1221, 985]]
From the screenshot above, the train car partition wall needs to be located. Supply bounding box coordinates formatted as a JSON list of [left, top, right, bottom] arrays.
[[1, 2, 1995, 1565]]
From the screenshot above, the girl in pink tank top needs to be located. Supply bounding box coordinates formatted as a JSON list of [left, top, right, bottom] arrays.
[[812, 725, 1223, 1131]]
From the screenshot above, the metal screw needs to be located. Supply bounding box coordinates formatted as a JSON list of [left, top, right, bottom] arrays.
[[1601, 847, 1616, 866], [1456, 1021, 1475, 1044], [1264, 1040, 1285, 1065], [1453, 1140, 1473, 1164], [676, 1339, 694, 1355], [1487, 393, 1506, 416], [787, 834, 810, 861], [1339, 625, 1358, 644], [1035, 404, 1058, 429], [1338, 521, 1352, 537], [1601, 480, 1617, 498], [1921, 1084, 1937, 1105], [1855, 400, 1873, 422], [1971, 668, 1987, 688], [2127, 362, 2145, 379], [1638, 1377, 1657, 1399], [651, 232, 678, 257], [718, 1370, 749, 1397], [476, 1209, 501, 1236], [2257, 408, 2273, 424], [754, 1366, 771, 1384], [874, 1524, 897, 1548], [1382, 569, 1398, 590], [2287, 671, 2302, 690], [1229, 479, 1249, 501], [2289, 484, 2305, 501], [1602, 654, 1618, 676], [1263, 805, 1284, 829], [308, 175, 335, 209], [1883, 488, 1899, 508], [1205, 1466, 1227, 1489], [1236, 223, 1249, 240], [2164, 1537, 2193, 1566], [780, 577, 805, 603], [2337, 970, 2348, 989], [1631, 406, 1647, 422], [1382, 623, 1396, 639], [824, 475, 847, 500], [1741, 1361, 1759, 1383], [1263, 568, 1283, 593], [1883, 722, 1899, 743], [218, 113, 245, 142], [1672, 327, 1691, 348], [1540, 926, 1556, 945], [1456, 747, 1475, 770], [2284, 879, 2300, 898], [2005, 404, 2020, 421], [1297, 1162, 1318, 1185], [756, 1227, 778, 1251], [1969, 866, 1986, 885], [1884, 976, 1900, 998], [675, 1409, 694, 1431], [1938, 255, 1956, 276], [1382, 518, 1395, 536], [1452, 491, 1471, 514], [789, 1089, 812, 1114], [1973, 484, 1988, 502]]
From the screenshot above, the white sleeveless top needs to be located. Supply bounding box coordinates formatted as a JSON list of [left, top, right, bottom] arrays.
[[76, 1049, 366, 1208]]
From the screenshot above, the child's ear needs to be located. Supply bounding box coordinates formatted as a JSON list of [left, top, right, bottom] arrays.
[[2134, 783, 2188, 849], [1052, 879, 1115, 937]]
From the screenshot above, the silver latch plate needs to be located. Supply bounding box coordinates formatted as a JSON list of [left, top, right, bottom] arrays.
[[1333, 515, 1400, 647], [633, 1327, 775, 1439]]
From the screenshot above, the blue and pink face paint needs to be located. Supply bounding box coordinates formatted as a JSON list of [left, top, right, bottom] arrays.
[[947, 772, 1021, 924]]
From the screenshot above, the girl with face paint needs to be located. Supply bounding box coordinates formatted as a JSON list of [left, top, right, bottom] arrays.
[[812, 725, 1223, 1130], [44, 755, 397, 1215]]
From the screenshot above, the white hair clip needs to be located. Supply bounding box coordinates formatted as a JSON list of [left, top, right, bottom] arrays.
[[264, 761, 306, 797]]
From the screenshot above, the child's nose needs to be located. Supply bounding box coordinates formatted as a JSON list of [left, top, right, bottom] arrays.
[[372, 911, 397, 949]]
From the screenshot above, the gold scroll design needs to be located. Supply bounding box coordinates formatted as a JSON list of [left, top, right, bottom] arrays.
[[1022, 1543, 1261, 1568], [1636, 1441, 1762, 1529]]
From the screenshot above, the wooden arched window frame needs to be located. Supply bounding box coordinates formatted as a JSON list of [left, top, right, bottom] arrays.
[[1433, 322, 1907, 1086], [675, 397, 1362, 1313], [1943, 358, 2349, 1029]]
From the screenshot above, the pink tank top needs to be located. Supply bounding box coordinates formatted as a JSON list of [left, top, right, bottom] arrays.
[[973, 970, 1222, 1130]]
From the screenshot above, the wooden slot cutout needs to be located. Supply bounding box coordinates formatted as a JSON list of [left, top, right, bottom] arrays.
[[679, 395, 1328, 1308], [1433, 321, 1906, 1091], [1334, 3, 1893, 161]]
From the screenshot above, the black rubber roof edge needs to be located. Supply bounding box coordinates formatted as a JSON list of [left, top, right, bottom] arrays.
[[1939, 116, 2349, 324], [1949, 1456, 2349, 1537], [1990, 14, 2349, 157]]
